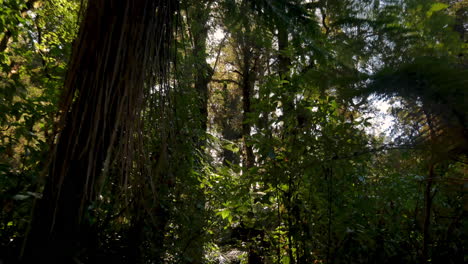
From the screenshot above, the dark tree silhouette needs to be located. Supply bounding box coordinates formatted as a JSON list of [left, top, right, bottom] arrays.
[[21, 1, 177, 263]]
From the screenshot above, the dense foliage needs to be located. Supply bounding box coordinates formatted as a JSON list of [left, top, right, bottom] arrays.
[[0, 0, 466, 263]]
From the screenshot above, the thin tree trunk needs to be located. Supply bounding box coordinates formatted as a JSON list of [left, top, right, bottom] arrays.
[[191, 2, 214, 138], [221, 82, 242, 166], [176, 2, 213, 262], [241, 51, 256, 170], [422, 163, 434, 264], [421, 109, 437, 264], [326, 166, 333, 264], [276, 4, 296, 263]]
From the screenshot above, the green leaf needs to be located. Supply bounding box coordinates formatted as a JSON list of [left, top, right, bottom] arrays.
[[219, 209, 231, 220], [223, 141, 239, 153], [426, 3, 448, 17]]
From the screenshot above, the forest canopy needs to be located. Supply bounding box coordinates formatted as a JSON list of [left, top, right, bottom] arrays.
[[0, 0, 466, 263]]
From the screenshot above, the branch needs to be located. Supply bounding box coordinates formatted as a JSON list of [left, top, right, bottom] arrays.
[[211, 78, 239, 85], [212, 33, 227, 73], [232, 69, 243, 77], [329, 144, 417, 162], [319, 6, 330, 36]]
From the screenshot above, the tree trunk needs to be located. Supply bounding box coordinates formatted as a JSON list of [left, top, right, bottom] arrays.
[[241, 47, 256, 170], [174, 2, 213, 262], [21, 1, 177, 262], [422, 163, 434, 264], [221, 83, 242, 166], [421, 109, 437, 264], [276, 3, 296, 263], [190, 1, 214, 139]]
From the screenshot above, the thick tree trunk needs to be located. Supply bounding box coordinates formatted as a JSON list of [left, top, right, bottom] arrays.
[[21, 1, 176, 262]]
